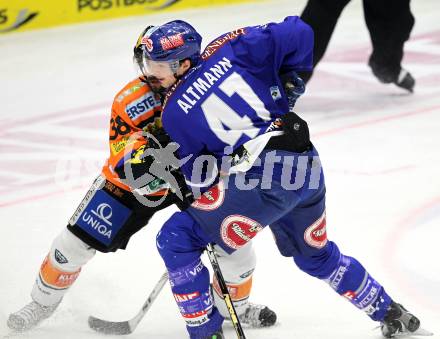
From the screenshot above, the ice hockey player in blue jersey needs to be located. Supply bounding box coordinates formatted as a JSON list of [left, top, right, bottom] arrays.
[[135, 17, 424, 339]]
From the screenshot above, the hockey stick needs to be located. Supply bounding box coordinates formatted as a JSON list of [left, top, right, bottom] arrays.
[[206, 243, 247, 339], [88, 271, 168, 335]]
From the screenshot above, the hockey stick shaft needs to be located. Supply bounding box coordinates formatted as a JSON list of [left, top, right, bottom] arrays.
[[88, 271, 168, 335], [132, 271, 169, 325], [206, 243, 246, 339]]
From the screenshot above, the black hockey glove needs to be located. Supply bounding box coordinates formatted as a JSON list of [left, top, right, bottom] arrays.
[[146, 127, 172, 148], [280, 110, 311, 152], [280, 71, 305, 111], [265, 111, 311, 153], [264, 71, 310, 152]]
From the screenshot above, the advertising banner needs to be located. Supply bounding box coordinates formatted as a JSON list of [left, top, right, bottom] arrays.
[[0, 0, 249, 34]]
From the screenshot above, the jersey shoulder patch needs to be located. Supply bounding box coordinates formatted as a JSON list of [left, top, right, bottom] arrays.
[[115, 78, 149, 105], [114, 78, 161, 125]]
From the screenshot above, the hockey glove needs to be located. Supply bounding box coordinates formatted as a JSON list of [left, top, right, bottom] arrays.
[[281, 71, 306, 111], [146, 127, 171, 148], [265, 111, 311, 153]]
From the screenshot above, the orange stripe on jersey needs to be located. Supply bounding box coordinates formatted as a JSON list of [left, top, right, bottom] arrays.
[[39, 255, 81, 290]]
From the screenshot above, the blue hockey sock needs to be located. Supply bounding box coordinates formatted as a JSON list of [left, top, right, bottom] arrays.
[[324, 254, 392, 321], [168, 259, 224, 339], [295, 241, 392, 321]]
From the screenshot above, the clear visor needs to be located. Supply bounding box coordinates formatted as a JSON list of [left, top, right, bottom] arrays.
[[138, 56, 180, 79]]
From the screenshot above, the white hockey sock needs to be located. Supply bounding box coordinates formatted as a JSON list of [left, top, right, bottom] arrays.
[[211, 242, 256, 317], [31, 228, 95, 306]]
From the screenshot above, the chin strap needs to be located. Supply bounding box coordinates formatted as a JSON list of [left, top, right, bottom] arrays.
[[173, 72, 183, 81]]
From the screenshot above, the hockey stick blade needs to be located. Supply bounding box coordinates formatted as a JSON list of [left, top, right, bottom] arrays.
[[88, 272, 168, 335], [88, 317, 133, 335]]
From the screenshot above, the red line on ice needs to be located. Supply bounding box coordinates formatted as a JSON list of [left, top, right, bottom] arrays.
[[0, 185, 87, 208], [314, 104, 440, 138], [382, 196, 440, 311], [0, 102, 109, 133]]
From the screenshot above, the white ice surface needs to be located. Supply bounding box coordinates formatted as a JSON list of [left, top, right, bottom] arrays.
[[1, 0, 440, 338]]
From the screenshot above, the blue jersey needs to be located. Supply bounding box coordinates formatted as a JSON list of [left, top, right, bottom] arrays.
[[162, 16, 314, 187]]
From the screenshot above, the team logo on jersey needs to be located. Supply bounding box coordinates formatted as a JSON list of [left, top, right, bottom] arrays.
[[304, 211, 328, 249], [270, 86, 282, 100], [220, 215, 263, 250], [141, 37, 154, 52], [191, 181, 225, 211]]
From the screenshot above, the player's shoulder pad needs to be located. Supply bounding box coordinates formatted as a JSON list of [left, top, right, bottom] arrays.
[[113, 77, 152, 107]]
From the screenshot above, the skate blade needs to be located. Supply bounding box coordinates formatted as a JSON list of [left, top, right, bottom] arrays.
[[373, 326, 433, 338], [394, 327, 433, 337], [2, 330, 30, 339]]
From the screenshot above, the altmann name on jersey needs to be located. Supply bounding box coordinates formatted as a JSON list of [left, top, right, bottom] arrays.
[[177, 57, 233, 114], [81, 203, 113, 239], [126, 92, 158, 120]]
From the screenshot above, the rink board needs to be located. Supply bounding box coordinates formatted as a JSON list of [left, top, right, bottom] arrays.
[[0, 0, 250, 34]]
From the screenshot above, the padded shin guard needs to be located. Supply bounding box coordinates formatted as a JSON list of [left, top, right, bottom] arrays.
[[31, 228, 96, 306]]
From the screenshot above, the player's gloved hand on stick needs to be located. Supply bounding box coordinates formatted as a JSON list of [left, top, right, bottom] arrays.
[[146, 127, 172, 148], [281, 71, 305, 111]]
